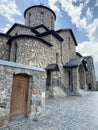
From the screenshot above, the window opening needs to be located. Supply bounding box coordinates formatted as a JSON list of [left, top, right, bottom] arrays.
[[40, 12, 44, 24], [68, 37, 71, 49], [29, 13, 31, 26], [14, 42, 17, 62]]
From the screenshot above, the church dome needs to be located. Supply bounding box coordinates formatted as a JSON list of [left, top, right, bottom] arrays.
[[24, 5, 56, 30]]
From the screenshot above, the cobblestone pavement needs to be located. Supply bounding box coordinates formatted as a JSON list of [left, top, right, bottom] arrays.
[[3, 92, 98, 130]]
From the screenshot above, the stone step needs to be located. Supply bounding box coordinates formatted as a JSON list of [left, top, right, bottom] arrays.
[[46, 86, 67, 98], [45, 90, 52, 98]]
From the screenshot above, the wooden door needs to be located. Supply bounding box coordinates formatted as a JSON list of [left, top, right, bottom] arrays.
[[10, 74, 30, 120]]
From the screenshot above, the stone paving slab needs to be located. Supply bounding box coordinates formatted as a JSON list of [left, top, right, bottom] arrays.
[[2, 92, 98, 130]]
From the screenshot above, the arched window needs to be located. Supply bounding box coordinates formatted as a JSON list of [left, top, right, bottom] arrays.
[[15, 32, 18, 36], [56, 53, 59, 64], [14, 42, 17, 62], [51, 16, 53, 28], [40, 12, 44, 24], [29, 12, 31, 26], [68, 36, 71, 50], [68, 69, 73, 92]]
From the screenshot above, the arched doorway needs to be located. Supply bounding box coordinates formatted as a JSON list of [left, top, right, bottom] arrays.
[[79, 64, 86, 90]]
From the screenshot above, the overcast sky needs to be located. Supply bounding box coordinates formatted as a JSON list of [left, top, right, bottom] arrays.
[[0, 0, 98, 79]]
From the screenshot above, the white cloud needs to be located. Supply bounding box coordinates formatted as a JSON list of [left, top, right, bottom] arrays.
[[48, 0, 98, 64], [77, 40, 98, 79], [1, 19, 24, 33], [95, 0, 98, 6], [84, 0, 89, 5], [76, 41, 98, 62], [48, 0, 88, 29], [0, 0, 21, 23], [1, 23, 12, 33], [87, 19, 98, 42], [48, 0, 60, 13], [86, 7, 93, 19], [76, 18, 98, 62]]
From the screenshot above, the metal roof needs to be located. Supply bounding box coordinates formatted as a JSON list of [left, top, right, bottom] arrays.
[[6, 23, 39, 35], [64, 58, 88, 71], [7, 35, 53, 47], [37, 30, 63, 42], [24, 5, 56, 20], [56, 29, 77, 46], [0, 33, 11, 37], [76, 52, 83, 57], [45, 64, 59, 71], [0, 60, 45, 72]]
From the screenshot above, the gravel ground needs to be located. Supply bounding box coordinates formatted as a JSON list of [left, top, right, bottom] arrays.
[[3, 92, 98, 130]]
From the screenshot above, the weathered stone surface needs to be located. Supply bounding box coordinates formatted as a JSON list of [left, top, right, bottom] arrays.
[[0, 36, 10, 60], [0, 61, 46, 127], [0, 4, 96, 99], [25, 6, 55, 30], [84, 56, 96, 90], [0, 108, 9, 127], [96, 81, 98, 90], [78, 64, 87, 90], [72, 67, 80, 92], [49, 86, 67, 98], [0, 4, 97, 129], [7, 25, 35, 36]]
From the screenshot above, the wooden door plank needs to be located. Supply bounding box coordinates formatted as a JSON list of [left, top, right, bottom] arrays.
[[10, 75, 29, 120]]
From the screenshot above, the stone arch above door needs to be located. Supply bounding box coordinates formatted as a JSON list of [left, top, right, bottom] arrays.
[[78, 64, 86, 90]]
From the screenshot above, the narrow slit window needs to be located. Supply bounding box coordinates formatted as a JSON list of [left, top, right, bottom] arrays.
[[68, 36, 71, 50], [14, 42, 17, 62], [51, 16, 53, 28], [40, 12, 44, 24], [56, 53, 59, 64], [29, 13, 31, 26]]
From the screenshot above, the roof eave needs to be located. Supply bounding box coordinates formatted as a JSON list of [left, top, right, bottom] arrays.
[[37, 30, 63, 41], [7, 34, 53, 47], [56, 29, 77, 46], [6, 23, 39, 35], [24, 5, 56, 20], [0, 33, 11, 38]]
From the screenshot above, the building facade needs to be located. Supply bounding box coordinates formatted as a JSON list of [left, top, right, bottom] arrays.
[[0, 4, 96, 95], [0, 4, 97, 126]]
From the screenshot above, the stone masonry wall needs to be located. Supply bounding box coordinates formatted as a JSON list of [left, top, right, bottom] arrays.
[[84, 56, 96, 90], [10, 36, 62, 70], [0, 36, 10, 60], [38, 34, 52, 43], [25, 7, 55, 30], [57, 30, 76, 89], [10, 38, 54, 68], [9, 35, 70, 92], [8, 26, 35, 36], [72, 67, 80, 92], [57, 31, 76, 64], [78, 64, 87, 90], [0, 62, 46, 126], [9, 29, 77, 92], [39, 34, 70, 94], [96, 81, 98, 90], [36, 27, 48, 33]]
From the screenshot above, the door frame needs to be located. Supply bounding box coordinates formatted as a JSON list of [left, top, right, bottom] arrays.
[[10, 73, 32, 120], [46, 70, 51, 86]]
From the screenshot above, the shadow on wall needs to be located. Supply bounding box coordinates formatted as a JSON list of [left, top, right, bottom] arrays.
[[88, 83, 92, 90], [96, 81, 98, 91]]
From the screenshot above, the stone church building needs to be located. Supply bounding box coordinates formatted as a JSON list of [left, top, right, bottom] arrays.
[[0, 5, 96, 126]]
